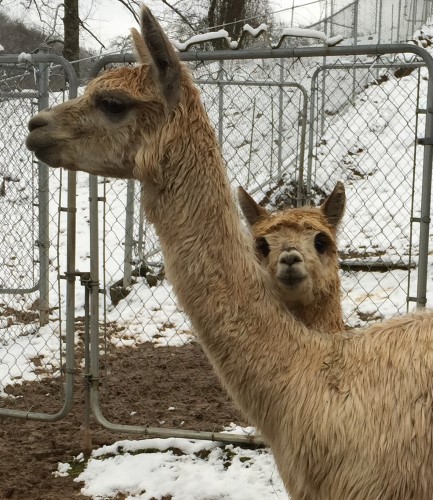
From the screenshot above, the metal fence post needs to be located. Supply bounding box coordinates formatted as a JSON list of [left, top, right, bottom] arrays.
[[320, 15, 327, 136], [378, 0, 383, 43], [123, 179, 135, 287], [278, 59, 284, 180], [0, 52, 78, 422], [296, 85, 308, 206], [36, 44, 51, 326], [397, 0, 402, 43], [217, 60, 224, 146], [137, 184, 145, 262], [416, 86, 433, 309], [89, 173, 101, 433], [352, 0, 359, 105]]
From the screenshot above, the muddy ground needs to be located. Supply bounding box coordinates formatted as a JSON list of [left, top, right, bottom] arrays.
[[0, 342, 246, 499]]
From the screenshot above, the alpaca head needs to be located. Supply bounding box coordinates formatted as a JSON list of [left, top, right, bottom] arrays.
[[26, 6, 184, 181], [238, 182, 345, 310]]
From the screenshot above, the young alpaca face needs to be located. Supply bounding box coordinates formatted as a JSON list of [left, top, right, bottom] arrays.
[[238, 183, 345, 308]]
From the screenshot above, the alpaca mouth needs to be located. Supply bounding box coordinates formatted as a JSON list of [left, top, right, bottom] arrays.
[[278, 274, 307, 287], [26, 131, 61, 164], [27, 144, 63, 169], [26, 128, 52, 151]]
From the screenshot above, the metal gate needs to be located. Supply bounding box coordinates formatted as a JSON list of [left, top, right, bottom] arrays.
[[79, 43, 433, 440], [308, 59, 428, 325], [0, 51, 77, 421], [2, 43, 433, 441]]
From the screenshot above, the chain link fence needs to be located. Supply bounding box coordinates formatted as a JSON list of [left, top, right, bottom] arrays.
[[308, 0, 433, 44], [2, 42, 433, 441], [0, 53, 77, 420], [82, 44, 433, 439], [308, 59, 427, 324]]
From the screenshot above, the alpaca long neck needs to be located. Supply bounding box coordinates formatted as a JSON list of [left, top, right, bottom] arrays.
[[142, 82, 320, 432], [291, 290, 344, 333]]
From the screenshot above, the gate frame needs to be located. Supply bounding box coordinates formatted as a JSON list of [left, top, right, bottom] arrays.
[[308, 60, 427, 309], [133, 77, 309, 273], [85, 43, 433, 443], [1, 40, 432, 445], [0, 53, 78, 422]]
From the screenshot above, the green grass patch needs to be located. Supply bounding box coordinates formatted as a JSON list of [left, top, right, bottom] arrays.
[[68, 459, 88, 479]]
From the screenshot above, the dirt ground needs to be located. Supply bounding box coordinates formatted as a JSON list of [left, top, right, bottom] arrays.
[[0, 342, 245, 500]]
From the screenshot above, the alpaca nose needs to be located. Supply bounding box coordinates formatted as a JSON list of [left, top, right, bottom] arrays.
[[279, 249, 303, 266], [28, 113, 50, 132]]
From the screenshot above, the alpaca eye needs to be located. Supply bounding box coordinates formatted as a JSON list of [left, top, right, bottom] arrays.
[[314, 233, 330, 254], [98, 97, 128, 115], [255, 237, 270, 258]]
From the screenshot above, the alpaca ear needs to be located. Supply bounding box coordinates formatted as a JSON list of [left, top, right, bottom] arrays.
[[321, 181, 346, 228], [131, 27, 153, 66], [237, 187, 269, 226], [134, 5, 181, 110]]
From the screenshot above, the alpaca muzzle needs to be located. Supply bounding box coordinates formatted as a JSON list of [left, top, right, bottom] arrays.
[[276, 249, 308, 287]]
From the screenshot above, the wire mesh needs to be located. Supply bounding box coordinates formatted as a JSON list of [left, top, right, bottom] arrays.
[[309, 0, 433, 44], [307, 57, 426, 326], [0, 58, 71, 414], [89, 51, 430, 433], [1, 41, 431, 435]]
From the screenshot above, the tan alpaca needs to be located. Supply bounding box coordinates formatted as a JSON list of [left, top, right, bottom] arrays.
[[26, 6, 433, 499], [238, 183, 345, 332]]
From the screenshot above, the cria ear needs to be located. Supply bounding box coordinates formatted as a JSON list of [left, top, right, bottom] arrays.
[[320, 181, 346, 228], [238, 187, 269, 227], [136, 5, 181, 110]]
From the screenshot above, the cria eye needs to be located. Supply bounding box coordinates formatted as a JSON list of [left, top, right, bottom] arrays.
[[99, 98, 127, 114], [255, 237, 270, 258], [314, 233, 330, 254]]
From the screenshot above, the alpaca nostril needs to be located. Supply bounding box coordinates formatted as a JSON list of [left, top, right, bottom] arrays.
[[28, 114, 49, 132], [279, 250, 303, 266]]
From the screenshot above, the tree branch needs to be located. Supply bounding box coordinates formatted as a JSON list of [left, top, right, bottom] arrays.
[[161, 0, 197, 33], [79, 17, 106, 50], [115, 0, 140, 23]]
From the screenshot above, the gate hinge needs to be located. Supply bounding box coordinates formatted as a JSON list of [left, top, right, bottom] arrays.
[[417, 137, 433, 145], [59, 207, 77, 213], [78, 272, 100, 289], [59, 271, 78, 282], [418, 107, 433, 114], [407, 296, 427, 305], [411, 216, 431, 223]]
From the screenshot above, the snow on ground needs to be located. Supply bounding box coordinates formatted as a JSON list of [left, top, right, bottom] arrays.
[[65, 436, 288, 500], [3, 27, 433, 499]]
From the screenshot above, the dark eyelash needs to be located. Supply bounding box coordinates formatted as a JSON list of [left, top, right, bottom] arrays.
[[98, 98, 128, 114]]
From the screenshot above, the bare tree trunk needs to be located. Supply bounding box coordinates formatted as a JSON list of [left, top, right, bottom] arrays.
[[225, 0, 244, 39], [208, 0, 218, 29], [63, 0, 80, 78], [207, 0, 246, 48]]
